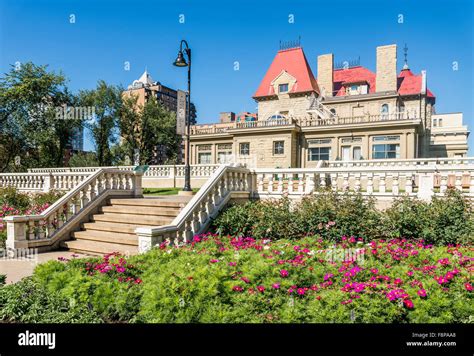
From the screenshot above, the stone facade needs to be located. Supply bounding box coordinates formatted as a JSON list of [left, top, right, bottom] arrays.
[[187, 44, 469, 167]]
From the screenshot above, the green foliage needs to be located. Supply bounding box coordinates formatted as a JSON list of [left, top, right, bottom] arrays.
[[214, 191, 382, 242], [0, 62, 80, 171], [118, 96, 180, 165], [0, 274, 6, 286], [68, 151, 99, 168], [0, 277, 102, 323], [28, 235, 474, 323], [213, 189, 473, 245], [0, 187, 30, 210], [384, 189, 473, 245], [77, 80, 123, 166]]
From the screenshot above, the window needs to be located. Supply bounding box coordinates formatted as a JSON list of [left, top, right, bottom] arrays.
[[268, 114, 286, 120], [438, 118, 443, 127], [381, 104, 389, 120], [330, 109, 336, 115], [433, 119, 437, 127], [278, 83, 289, 93], [308, 147, 331, 161], [273, 141, 284, 155], [372, 144, 400, 159], [308, 138, 332, 145], [239, 142, 250, 156], [372, 135, 400, 142], [217, 144, 233, 164], [198, 152, 212, 164]]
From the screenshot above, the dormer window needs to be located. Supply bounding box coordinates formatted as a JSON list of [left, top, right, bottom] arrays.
[[279, 83, 289, 93]]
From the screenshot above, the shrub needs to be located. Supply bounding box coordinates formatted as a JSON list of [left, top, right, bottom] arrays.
[[0, 187, 30, 211], [383, 189, 474, 245], [0, 274, 6, 286], [28, 234, 473, 323], [213, 191, 383, 242], [0, 277, 102, 323]]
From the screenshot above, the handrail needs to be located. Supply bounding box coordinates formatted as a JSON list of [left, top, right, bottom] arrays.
[[5, 168, 143, 250], [136, 164, 251, 251]]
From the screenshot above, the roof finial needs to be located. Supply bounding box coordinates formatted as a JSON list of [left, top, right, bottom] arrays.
[[403, 43, 409, 70]]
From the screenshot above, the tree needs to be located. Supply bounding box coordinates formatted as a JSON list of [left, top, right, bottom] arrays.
[[0, 62, 79, 172], [78, 81, 122, 166], [119, 96, 180, 165]]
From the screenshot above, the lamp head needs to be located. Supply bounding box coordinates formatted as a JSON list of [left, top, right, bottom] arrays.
[[173, 51, 188, 67]]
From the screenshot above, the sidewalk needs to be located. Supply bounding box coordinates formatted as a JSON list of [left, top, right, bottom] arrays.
[[0, 251, 88, 284]]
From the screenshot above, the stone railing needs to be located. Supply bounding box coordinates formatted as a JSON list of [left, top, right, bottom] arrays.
[[0, 172, 91, 192], [136, 164, 252, 252], [325, 157, 474, 168], [5, 169, 143, 251], [253, 165, 474, 202], [296, 112, 419, 127]]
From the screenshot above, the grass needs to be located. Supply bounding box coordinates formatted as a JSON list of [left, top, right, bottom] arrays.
[[143, 187, 200, 196]]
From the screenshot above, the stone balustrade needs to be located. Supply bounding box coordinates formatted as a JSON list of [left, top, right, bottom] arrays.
[[0, 172, 90, 192], [136, 164, 252, 251], [5, 169, 143, 251]]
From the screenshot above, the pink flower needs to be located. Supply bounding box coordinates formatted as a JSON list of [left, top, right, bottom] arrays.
[[257, 285, 265, 293], [116, 266, 126, 273], [324, 273, 334, 281], [232, 286, 243, 292], [394, 278, 403, 285], [341, 299, 352, 305], [228, 262, 236, 266], [210, 259, 219, 263], [241, 277, 250, 284], [297, 288, 305, 295], [272, 283, 280, 289], [417, 289, 427, 298], [348, 236, 356, 244], [407, 271, 413, 276], [403, 299, 414, 309], [280, 270, 289, 278], [465, 283, 473, 292]]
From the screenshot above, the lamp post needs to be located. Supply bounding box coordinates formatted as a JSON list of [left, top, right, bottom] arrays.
[[173, 40, 192, 192]]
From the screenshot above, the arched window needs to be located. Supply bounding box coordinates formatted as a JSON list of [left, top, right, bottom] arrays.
[[330, 108, 336, 115], [381, 104, 389, 120]]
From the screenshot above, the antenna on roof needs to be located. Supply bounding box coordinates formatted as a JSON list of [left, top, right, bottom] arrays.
[[279, 36, 302, 50], [403, 43, 409, 70]]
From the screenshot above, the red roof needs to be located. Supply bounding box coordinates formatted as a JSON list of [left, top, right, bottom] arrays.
[[333, 66, 376, 96], [253, 47, 319, 98], [329, 66, 434, 98], [397, 69, 435, 97]]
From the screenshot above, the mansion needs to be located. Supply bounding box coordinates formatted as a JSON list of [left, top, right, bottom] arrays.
[[189, 44, 469, 168]]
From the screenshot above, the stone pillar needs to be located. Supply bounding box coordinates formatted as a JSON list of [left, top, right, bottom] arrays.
[[417, 173, 434, 201]]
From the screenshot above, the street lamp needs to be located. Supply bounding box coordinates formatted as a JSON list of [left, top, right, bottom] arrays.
[[173, 39, 192, 192]]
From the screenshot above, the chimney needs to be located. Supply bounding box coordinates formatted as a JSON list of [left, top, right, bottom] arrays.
[[317, 53, 334, 97], [421, 70, 427, 94], [220, 112, 235, 123], [376, 44, 397, 92]]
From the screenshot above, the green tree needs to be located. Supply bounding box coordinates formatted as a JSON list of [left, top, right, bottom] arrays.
[[119, 96, 180, 165], [0, 62, 80, 171], [78, 80, 122, 166]]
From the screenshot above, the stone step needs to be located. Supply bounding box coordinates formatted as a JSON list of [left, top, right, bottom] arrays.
[[91, 212, 174, 226], [109, 197, 190, 208], [101, 205, 181, 216], [82, 221, 139, 234], [61, 239, 138, 256], [72, 230, 138, 246]]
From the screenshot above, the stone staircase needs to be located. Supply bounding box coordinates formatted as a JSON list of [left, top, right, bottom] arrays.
[[61, 196, 192, 255]]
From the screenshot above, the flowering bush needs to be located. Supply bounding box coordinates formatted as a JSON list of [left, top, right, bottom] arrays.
[[33, 233, 473, 323], [213, 189, 473, 245], [0, 188, 62, 247]]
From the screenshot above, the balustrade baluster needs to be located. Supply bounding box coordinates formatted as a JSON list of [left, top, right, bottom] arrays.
[[28, 220, 35, 240], [330, 173, 338, 192], [439, 174, 448, 193], [257, 174, 264, 193], [184, 220, 193, 242], [267, 174, 274, 193], [305, 174, 315, 194], [288, 175, 294, 193], [277, 174, 284, 193], [405, 173, 414, 194], [342, 174, 349, 191], [354, 173, 361, 192], [379, 174, 386, 193], [455, 172, 463, 191], [319, 173, 326, 189], [366, 173, 374, 194], [392, 173, 400, 195], [298, 174, 304, 193]]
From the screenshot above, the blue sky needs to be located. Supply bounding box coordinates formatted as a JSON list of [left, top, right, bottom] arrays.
[[1, 0, 473, 153]]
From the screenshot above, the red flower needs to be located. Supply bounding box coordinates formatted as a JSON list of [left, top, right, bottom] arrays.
[[403, 299, 414, 309], [280, 270, 289, 278], [465, 283, 473, 292], [257, 285, 265, 293]]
